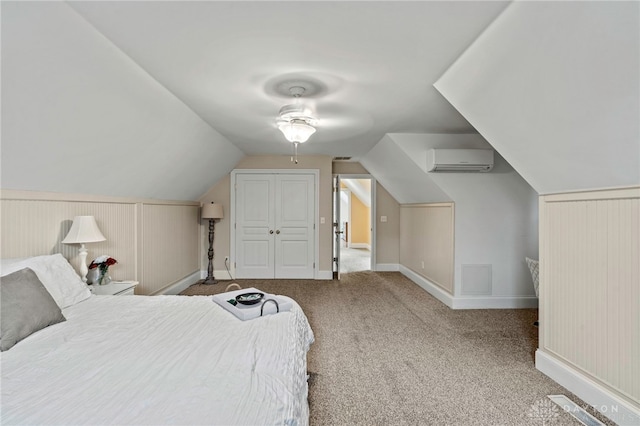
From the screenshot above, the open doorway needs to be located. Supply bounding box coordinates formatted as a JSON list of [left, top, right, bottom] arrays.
[[334, 176, 373, 275]]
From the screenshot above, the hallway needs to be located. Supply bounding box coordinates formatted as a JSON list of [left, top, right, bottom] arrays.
[[339, 246, 370, 273]]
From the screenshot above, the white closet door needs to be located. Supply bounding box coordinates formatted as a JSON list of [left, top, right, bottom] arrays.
[[235, 174, 274, 279], [235, 172, 316, 279], [274, 174, 315, 279]]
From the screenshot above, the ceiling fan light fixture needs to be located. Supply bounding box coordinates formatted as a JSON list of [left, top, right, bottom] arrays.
[[275, 83, 318, 163], [278, 119, 316, 143], [278, 104, 316, 124]]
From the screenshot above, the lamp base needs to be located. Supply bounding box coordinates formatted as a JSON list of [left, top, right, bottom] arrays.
[[199, 278, 218, 285], [78, 244, 89, 283]]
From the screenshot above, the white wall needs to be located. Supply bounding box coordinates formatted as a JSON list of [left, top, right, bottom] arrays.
[[434, 1, 640, 194], [391, 133, 539, 300], [361, 133, 538, 306], [1, 2, 244, 201]]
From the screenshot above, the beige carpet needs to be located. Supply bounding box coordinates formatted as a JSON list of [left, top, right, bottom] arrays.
[[181, 271, 613, 425]]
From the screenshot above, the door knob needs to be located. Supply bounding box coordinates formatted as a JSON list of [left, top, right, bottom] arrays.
[[269, 230, 274, 234], [276, 230, 281, 234]]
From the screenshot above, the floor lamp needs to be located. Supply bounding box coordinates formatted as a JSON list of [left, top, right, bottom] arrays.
[[201, 202, 224, 284]]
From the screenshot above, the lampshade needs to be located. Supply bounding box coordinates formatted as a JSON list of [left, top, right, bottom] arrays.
[[61, 216, 106, 244], [202, 203, 224, 220], [278, 119, 316, 143]]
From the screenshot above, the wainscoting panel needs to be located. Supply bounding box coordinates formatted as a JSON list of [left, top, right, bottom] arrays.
[[1, 190, 200, 295], [141, 204, 200, 295], [399, 203, 454, 294], [539, 186, 639, 411], [1, 198, 137, 282]]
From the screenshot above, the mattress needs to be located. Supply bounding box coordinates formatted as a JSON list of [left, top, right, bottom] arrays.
[[1, 294, 314, 425]]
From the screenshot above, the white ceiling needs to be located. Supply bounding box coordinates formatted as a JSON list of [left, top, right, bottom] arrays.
[[68, 1, 509, 159]]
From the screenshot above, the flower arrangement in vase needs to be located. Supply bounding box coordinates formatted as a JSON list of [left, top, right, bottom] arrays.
[[88, 255, 117, 285]]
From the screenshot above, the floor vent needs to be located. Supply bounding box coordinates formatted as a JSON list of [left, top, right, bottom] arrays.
[[548, 395, 604, 426]]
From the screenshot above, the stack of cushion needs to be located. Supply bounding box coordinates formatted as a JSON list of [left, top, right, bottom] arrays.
[[0, 254, 91, 351]]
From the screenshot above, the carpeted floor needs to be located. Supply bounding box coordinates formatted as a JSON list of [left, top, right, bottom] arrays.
[[180, 271, 613, 425]]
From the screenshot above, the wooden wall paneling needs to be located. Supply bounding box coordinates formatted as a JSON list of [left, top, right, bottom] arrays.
[[141, 203, 200, 295], [1, 190, 200, 295], [400, 203, 454, 294], [540, 187, 639, 404]]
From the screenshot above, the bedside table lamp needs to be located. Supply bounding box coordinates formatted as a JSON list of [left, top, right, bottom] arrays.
[[62, 216, 106, 283], [202, 202, 223, 284]]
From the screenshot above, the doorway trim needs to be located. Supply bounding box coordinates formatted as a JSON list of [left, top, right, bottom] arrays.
[[333, 174, 377, 273], [230, 169, 320, 279]]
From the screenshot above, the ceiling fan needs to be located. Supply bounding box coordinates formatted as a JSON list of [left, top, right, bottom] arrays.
[[276, 86, 318, 164]]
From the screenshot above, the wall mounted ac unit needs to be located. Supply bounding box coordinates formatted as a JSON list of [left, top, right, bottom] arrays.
[[426, 149, 494, 172]]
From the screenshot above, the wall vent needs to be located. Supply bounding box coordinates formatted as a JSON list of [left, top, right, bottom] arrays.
[[332, 157, 352, 161]]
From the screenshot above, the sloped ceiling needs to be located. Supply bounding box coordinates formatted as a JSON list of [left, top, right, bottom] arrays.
[[62, 1, 509, 159], [342, 179, 371, 207], [359, 134, 452, 204], [434, 1, 640, 194], [0, 1, 513, 201], [3, 1, 635, 203], [360, 132, 518, 205], [1, 2, 244, 200]]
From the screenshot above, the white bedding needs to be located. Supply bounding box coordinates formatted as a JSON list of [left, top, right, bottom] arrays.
[[1, 294, 314, 425]]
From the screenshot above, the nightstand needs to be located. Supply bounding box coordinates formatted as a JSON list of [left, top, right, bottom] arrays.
[[89, 281, 139, 296]]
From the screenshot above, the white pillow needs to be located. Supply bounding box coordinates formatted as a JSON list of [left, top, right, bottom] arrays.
[[1, 254, 91, 309]]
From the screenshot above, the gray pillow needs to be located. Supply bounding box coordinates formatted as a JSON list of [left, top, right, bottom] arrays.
[[1, 268, 66, 351]]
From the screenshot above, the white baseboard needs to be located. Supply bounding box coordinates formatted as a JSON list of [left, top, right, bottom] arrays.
[[536, 350, 640, 426], [155, 271, 201, 295], [399, 266, 539, 309], [400, 265, 454, 308], [376, 263, 399, 272], [202, 269, 334, 280], [199, 269, 235, 281], [451, 295, 538, 309]]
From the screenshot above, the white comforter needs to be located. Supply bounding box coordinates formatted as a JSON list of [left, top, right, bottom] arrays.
[[1, 295, 314, 426]]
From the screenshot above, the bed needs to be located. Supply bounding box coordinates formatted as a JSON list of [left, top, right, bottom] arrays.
[[0, 254, 314, 425]]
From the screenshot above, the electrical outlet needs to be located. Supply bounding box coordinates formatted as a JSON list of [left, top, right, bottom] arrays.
[[421, 261, 425, 269], [224, 256, 229, 264]]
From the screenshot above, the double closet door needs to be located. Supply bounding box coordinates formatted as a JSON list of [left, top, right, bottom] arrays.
[[235, 173, 316, 279]]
